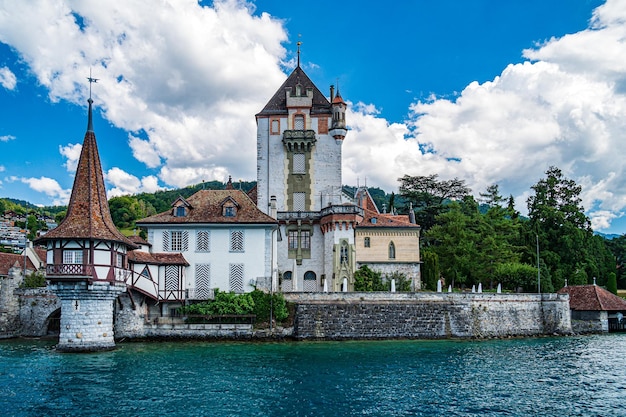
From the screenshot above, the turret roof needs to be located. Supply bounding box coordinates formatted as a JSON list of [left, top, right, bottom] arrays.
[[257, 66, 331, 116], [36, 99, 137, 249]]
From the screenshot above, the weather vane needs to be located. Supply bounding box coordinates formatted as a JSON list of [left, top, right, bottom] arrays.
[[87, 68, 99, 100], [297, 34, 302, 67]]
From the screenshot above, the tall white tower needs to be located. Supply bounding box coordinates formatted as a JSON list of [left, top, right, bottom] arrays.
[[256, 58, 361, 292]]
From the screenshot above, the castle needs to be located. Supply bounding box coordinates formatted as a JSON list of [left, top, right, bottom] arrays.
[[4, 58, 421, 350]]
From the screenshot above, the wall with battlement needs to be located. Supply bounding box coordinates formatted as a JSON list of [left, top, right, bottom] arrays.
[[284, 292, 572, 339]]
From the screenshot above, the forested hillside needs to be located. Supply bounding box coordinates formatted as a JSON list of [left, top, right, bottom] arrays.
[[4, 168, 626, 291]]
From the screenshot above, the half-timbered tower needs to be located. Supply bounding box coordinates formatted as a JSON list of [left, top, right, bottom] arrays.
[[256, 58, 362, 292], [36, 97, 137, 352]]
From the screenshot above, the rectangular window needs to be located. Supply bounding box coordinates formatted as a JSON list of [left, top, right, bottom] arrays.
[[230, 230, 244, 252], [288, 230, 298, 250], [116, 253, 123, 268], [63, 250, 83, 264], [224, 206, 235, 217], [364, 237, 370, 248], [165, 265, 179, 291], [166, 231, 188, 252], [301, 230, 311, 250], [271, 119, 280, 134], [293, 192, 306, 211], [195, 264, 211, 299], [293, 153, 305, 174], [196, 230, 210, 252], [229, 264, 244, 293], [294, 114, 304, 130]]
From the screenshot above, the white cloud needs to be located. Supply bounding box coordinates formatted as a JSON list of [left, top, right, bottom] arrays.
[[343, 0, 626, 231], [0, 66, 16, 90], [105, 167, 163, 197], [0, 0, 287, 189], [0, 135, 15, 142], [59, 143, 82, 172], [20, 176, 71, 205]]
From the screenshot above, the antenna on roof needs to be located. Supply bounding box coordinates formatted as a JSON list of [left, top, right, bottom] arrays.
[[297, 34, 302, 68], [86, 68, 99, 132]]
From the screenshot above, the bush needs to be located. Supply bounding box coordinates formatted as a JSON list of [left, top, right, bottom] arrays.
[[607, 272, 618, 295], [250, 290, 289, 323], [20, 271, 46, 288]]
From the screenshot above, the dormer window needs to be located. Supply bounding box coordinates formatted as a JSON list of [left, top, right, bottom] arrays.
[[371, 217, 377, 224], [224, 206, 236, 217], [220, 196, 240, 218], [175, 206, 186, 217]]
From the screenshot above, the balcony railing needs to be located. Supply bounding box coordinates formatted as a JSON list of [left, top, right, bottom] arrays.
[[46, 264, 131, 283], [320, 205, 364, 217], [277, 211, 320, 221], [186, 287, 215, 300]]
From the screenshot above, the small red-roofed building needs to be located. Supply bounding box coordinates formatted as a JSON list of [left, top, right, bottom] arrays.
[[557, 284, 626, 333], [354, 187, 421, 291]]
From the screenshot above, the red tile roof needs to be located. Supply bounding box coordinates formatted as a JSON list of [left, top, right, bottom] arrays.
[[35, 102, 136, 249], [355, 188, 419, 229], [0, 252, 35, 276], [136, 189, 277, 225], [557, 285, 626, 311], [128, 251, 188, 266]]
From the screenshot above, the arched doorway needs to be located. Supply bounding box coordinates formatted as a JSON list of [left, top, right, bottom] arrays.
[[45, 308, 61, 336]]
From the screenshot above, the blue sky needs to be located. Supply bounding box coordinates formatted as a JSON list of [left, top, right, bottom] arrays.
[[3, 0, 626, 234]]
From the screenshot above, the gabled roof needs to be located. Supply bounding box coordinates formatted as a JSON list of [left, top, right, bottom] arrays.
[[136, 189, 277, 225], [0, 252, 35, 276], [256, 66, 331, 116], [128, 251, 188, 266], [557, 285, 626, 311], [36, 99, 137, 249], [354, 188, 420, 230]]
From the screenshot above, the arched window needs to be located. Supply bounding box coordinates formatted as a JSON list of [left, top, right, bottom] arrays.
[[304, 271, 316, 281], [283, 271, 292, 281], [340, 243, 349, 264], [388, 241, 396, 259]]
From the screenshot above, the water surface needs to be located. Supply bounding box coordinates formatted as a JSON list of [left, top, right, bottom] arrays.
[[1, 335, 625, 416]]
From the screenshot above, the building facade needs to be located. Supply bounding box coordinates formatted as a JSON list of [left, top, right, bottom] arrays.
[[132, 186, 278, 315], [256, 61, 420, 291]]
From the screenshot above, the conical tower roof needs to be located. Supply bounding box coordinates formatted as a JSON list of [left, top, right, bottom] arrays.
[[37, 99, 136, 249]]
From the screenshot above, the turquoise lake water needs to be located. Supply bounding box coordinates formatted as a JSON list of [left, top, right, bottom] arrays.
[[1, 335, 625, 416]]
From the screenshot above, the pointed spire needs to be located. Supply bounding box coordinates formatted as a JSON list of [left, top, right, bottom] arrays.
[[297, 34, 302, 68], [35, 89, 136, 249], [87, 98, 94, 132]]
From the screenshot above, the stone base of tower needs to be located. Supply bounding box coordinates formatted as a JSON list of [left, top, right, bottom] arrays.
[[49, 281, 126, 352]]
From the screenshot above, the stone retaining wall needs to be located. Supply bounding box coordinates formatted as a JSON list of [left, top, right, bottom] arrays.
[[284, 292, 572, 339]]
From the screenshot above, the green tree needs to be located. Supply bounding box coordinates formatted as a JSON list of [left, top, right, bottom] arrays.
[[607, 272, 618, 295], [421, 249, 439, 291], [398, 174, 470, 232], [354, 265, 386, 291], [526, 166, 610, 289]]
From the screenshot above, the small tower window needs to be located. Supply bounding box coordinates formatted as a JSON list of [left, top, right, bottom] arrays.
[[364, 237, 370, 248], [294, 114, 304, 130], [271, 119, 280, 134], [388, 241, 396, 259]]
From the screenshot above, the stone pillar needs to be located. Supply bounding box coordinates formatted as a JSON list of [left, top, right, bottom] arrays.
[[49, 281, 126, 352]]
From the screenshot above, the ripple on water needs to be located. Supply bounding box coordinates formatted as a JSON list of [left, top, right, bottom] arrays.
[[2, 336, 626, 416]]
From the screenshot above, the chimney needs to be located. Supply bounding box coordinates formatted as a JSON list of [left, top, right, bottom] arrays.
[[330, 85, 335, 102]]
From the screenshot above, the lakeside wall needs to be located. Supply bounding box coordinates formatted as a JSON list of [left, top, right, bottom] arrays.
[[284, 292, 572, 339], [5, 290, 572, 340]]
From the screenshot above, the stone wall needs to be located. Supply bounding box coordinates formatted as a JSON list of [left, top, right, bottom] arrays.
[[285, 292, 571, 340], [17, 288, 60, 337]]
